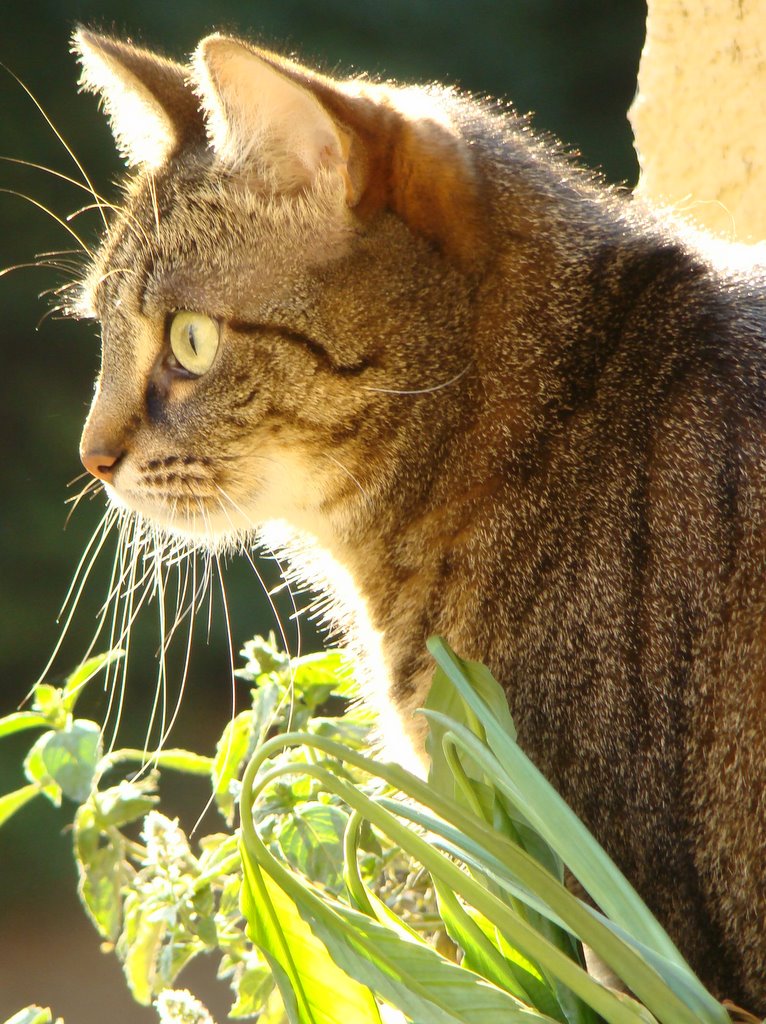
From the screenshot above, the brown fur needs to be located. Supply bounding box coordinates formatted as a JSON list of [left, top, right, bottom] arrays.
[[71, 29, 766, 1009]]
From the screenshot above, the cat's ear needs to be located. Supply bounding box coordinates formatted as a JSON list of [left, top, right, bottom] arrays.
[[192, 36, 486, 268], [72, 28, 204, 168], [192, 35, 351, 192]]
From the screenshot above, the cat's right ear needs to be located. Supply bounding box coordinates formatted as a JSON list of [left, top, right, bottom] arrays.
[[72, 28, 204, 168]]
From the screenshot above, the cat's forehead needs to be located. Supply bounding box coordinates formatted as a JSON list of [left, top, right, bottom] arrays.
[[82, 156, 354, 321]]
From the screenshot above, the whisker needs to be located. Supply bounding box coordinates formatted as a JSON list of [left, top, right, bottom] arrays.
[[192, 552, 237, 834], [0, 156, 115, 213], [64, 478, 101, 525], [0, 189, 93, 258], [213, 486, 300, 734], [361, 362, 472, 395], [322, 452, 369, 501], [0, 63, 109, 233], [0, 258, 80, 279], [147, 172, 161, 241], [30, 506, 117, 698], [154, 551, 197, 757]]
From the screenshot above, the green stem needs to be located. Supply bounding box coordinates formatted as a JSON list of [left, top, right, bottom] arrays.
[[239, 752, 654, 1024]]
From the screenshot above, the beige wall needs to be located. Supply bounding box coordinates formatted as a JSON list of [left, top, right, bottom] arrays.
[[630, 0, 766, 241]]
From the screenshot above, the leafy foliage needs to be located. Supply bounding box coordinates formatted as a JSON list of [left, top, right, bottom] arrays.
[[0, 637, 753, 1024]]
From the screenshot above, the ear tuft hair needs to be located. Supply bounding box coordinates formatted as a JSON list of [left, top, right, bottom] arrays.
[[72, 27, 204, 168], [191, 34, 351, 191]]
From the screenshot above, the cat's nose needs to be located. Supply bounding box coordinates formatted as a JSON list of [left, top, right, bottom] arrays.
[[81, 450, 123, 484]]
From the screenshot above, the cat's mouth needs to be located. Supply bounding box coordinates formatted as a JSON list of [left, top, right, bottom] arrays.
[[103, 478, 253, 544]]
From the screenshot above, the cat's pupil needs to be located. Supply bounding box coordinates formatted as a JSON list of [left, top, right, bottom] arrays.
[[187, 324, 198, 355]]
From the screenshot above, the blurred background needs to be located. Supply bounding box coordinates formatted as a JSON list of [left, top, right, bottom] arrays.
[[0, 2, 645, 1021]]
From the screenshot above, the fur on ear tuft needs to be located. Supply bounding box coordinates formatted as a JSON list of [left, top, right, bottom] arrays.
[[72, 27, 203, 168], [191, 34, 351, 191]]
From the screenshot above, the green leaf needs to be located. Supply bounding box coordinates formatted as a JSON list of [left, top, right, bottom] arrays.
[[0, 783, 40, 827], [118, 889, 167, 1005], [214, 712, 255, 823], [63, 650, 123, 712], [432, 879, 552, 1010], [94, 776, 159, 829], [74, 801, 135, 941], [290, 651, 351, 704], [277, 802, 348, 894], [99, 748, 213, 778], [2, 1008, 54, 1024], [251, 679, 280, 746], [30, 685, 66, 727], [40, 719, 102, 802], [23, 732, 62, 806], [239, 634, 290, 678], [243, 839, 555, 1024], [229, 958, 276, 1019], [240, 841, 382, 1024], [0, 711, 49, 739], [424, 640, 730, 1024]]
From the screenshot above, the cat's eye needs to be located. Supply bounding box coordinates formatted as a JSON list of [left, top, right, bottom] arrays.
[[168, 311, 220, 376]]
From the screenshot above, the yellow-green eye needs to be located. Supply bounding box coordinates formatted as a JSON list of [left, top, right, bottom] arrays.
[[168, 311, 220, 375]]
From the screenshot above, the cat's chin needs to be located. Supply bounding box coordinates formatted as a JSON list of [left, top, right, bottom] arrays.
[[104, 485, 258, 549]]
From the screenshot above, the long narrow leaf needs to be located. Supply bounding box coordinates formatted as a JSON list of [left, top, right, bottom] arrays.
[[243, 757, 654, 1024], [425, 639, 730, 1024], [0, 784, 40, 827], [240, 841, 382, 1024], [0, 712, 49, 739]]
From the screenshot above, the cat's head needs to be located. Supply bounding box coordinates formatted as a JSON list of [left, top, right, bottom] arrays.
[[73, 30, 486, 548]]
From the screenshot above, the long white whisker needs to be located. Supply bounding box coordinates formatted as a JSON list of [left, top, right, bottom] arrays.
[[322, 452, 369, 501], [31, 506, 117, 696], [192, 552, 237, 835], [0, 64, 109, 233], [0, 189, 93, 258], [360, 362, 471, 395]]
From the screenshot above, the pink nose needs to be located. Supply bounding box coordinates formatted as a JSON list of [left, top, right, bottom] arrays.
[[81, 450, 122, 484]]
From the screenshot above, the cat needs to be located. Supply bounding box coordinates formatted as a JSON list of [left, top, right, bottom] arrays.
[[70, 27, 766, 1010]]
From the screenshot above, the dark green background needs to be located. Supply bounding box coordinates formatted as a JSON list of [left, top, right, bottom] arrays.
[[0, 2, 645, 1021]]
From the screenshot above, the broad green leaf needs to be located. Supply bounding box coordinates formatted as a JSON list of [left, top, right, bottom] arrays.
[[290, 651, 351, 704], [229, 959, 276, 1019], [30, 685, 66, 727], [2, 1008, 54, 1024], [277, 802, 348, 894], [308, 717, 370, 750], [243, 839, 556, 1024], [118, 889, 167, 1005], [75, 826, 129, 940], [251, 679, 281, 746], [63, 650, 123, 712], [214, 712, 255, 823], [23, 732, 62, 805], [40, 719, 102, 802], [0, 783, 40, 827], [240, 842, 382, 1024], [0, 711, 49, 739], [94, 776, 159, 829]]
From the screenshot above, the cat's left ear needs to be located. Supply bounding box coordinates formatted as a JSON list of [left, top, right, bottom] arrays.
[[192, 35, 352, 193], [192, 37, 487, 269], [72, 28, 205, 168]]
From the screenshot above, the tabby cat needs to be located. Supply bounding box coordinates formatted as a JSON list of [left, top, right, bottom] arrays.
[[71, 28, 765, 1009]]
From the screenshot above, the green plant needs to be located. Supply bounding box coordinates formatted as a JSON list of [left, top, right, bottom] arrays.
[[1, 636, 756, 1024]]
